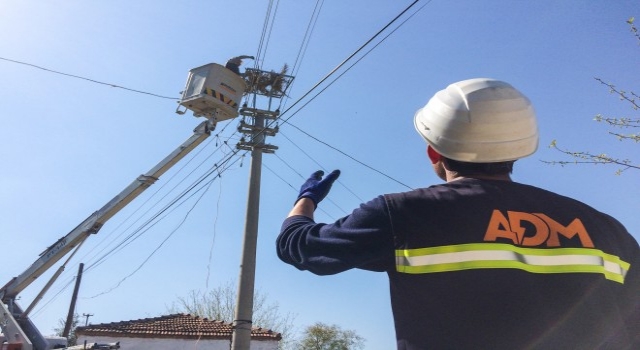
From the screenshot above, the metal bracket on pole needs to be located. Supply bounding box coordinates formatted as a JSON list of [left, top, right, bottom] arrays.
[[238, 107, 279, 119], [236, 108, 279, 153]]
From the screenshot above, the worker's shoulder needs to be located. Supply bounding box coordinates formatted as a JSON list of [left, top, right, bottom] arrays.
[[491, 181, 632, 238], [386, 178, 610, 215], [384, 178, 522, 199]]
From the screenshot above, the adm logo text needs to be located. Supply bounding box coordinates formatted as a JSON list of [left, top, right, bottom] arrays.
[[483, 210, 594, 248]]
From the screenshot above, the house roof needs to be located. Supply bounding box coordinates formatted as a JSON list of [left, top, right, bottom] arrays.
[[74, 313, 281, 341]]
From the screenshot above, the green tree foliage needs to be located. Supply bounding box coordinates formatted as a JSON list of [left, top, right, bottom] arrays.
[[167, 281, 296, 350], [296, 322, 365, 350], [53, 313, 79, 346], [547, 18, 639, 174]]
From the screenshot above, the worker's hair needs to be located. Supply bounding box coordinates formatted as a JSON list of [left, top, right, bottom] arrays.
[[442, 158, 515, 176]]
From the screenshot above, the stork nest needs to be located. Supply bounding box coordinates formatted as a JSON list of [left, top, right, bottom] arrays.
[[244, 64, 290, 97]]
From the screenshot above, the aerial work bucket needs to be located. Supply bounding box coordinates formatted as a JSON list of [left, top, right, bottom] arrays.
[[177, 63, 246, 122]]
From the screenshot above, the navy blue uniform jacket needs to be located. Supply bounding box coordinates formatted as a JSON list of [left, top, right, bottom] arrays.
[[277, 179, 640, 349]]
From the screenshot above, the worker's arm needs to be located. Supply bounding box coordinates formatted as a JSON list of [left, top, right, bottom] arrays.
[[277, 169, 394, 274], [278, 195, 395, 275]]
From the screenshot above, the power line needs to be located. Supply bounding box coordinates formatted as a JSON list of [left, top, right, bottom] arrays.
[[32, 126, 248, 311], [279, 0, 429, 128], [290, 0, 325, 79], [262, 161, 340, 219], [73, 136, 219, 267], [261, 0, 281, 66], [29, 0, 429, 317], [254, 0, 277, 70], [67, 127, 241, 284], [77, 0, 421, 271], [276, 0, 421, 122], [88, 173, 218, 298], [86, 151, 242, 274], [32, 150, 247, 318], [287, 123, 414, 189], [263, 0, 427, 191], [0, 56, 180, 100], [278, 131, 366, 203], [281, 0, 325, 112], [3, 0, 420, 199], [37, 117, 249, 310]]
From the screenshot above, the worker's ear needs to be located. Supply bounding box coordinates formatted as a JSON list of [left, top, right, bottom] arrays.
[[427, 145, 441, 164]]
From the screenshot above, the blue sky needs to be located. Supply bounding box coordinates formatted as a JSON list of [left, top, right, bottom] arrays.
[[1, 1, 638, 349]]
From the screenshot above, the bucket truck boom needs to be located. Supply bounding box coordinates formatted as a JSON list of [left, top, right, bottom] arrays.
[[0, 119, 215, 349]]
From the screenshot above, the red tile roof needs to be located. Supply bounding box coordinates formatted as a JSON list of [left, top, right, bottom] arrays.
[[75, 314, 281, 341]]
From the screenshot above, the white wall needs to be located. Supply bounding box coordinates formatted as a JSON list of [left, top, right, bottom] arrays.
[[76, 335, 278, 350]]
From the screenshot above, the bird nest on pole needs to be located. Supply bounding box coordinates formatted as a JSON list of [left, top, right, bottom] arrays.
[[243, 64, 294, 98]]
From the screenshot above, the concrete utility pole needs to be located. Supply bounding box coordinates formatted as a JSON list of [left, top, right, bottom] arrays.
[[229, 65, 293, 350], [82, 313, 93, 326], [63, 263, 84, 337], [231, 107, 279, 350]]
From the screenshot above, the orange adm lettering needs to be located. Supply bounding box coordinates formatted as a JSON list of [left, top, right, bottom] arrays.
[[484, 210, 594, 248]]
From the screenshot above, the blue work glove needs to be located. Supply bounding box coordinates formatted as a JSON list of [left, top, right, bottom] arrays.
[[296, 170, 341, 208]]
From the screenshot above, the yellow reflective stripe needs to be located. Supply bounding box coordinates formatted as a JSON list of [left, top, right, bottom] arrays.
[[395, 243, 630, 284], [203, 88, 238, 108]]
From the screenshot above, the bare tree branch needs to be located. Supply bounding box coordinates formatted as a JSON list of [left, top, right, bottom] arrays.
[[544, 140, 639, 175], [546, 19, 639, 174]]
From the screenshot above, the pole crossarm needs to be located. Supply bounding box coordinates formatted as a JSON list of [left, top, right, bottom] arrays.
[[236, 108, 280, 153]]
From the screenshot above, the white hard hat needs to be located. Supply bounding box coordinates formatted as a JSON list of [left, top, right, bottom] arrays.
[[414, 78, 539, 162]]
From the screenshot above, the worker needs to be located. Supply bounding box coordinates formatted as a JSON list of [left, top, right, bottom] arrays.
[[225, 55, 254, 75], [276, 78, 640, 349]]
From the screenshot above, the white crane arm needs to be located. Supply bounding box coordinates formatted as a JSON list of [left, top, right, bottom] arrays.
[[0, 119, 213, 301]]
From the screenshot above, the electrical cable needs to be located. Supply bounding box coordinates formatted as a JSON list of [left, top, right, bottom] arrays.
[[260, 0, 281, 65], [271, 1, 433, 191], [286, 121, 413, 190], [205, 179, 224, 290], [289, 0, 324, 80], [33, 153, 248, 316], [72, 130, 238, 277], [280, 0, 325, 111], [89, 172, 218, 299], [262, 162, 337, 219], [88, 0, 427, 270], [278, 131, 365, 203], [3, 0, 419, 230], [85, 152, 242, 273], [73, 135, 218, 268], [254, 0, 275, 70], [261, 1, 426, 192], [29, 0, 429, 317], [32, 147, 246, 315], [268, 155, 348, 215], [38, 132, 243, 302], [0, 56, 179, 100], [275, 0, 421, 122]]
